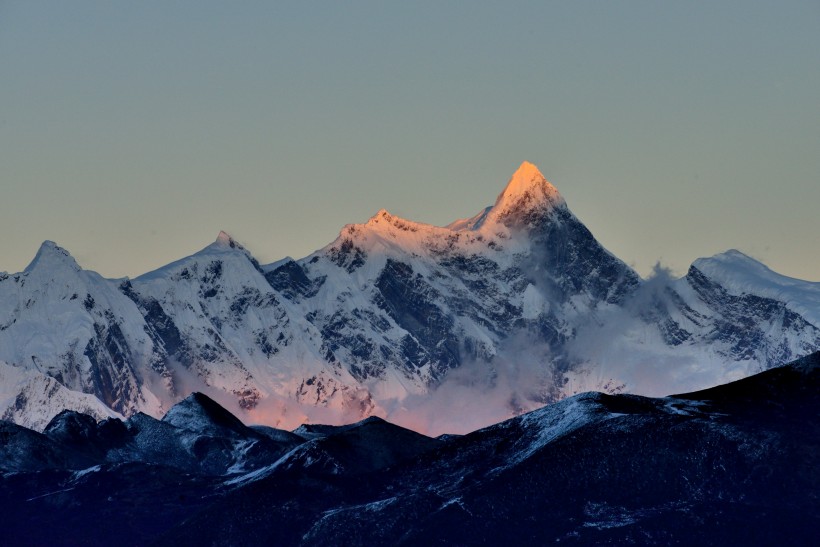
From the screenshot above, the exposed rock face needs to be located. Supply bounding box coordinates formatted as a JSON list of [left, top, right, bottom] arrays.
[[0, 163, 818, 433]]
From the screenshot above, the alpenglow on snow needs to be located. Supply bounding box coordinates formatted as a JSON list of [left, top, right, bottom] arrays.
[[1, 162, 818, 435]]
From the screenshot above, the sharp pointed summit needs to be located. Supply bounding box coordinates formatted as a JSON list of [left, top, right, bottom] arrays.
[[215, 230, 235, 247], [498, 161, 552, 199], [488, 161, 565, 225], [24, 241, 82, 274], [200, 230, 249, 254], [449, 161, 566, 231], [366, 209, 393, 225], [2, 160, 819, 443]]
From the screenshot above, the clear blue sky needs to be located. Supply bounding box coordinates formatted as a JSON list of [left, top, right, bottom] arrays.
[[2, 1, 818, 280]]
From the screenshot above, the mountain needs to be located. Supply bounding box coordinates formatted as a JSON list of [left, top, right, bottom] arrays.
[[1, 391, 301, 477], [1, 352, 817, 545], [1, 162, 818, 433], [0, 241, 170, 426]]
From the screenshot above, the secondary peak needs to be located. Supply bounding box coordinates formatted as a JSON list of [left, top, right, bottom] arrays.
[[215, 231, 234, 246], [198, 230, 251, 256], [366, 209, 393, 225], [24, 240, 82, 274]]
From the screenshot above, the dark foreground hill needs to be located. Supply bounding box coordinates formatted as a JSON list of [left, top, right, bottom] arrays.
[[1, 352, 818, 545]]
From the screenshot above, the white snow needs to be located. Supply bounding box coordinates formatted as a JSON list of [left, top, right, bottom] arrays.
[[0, 361, 122, 431], [71, 465, 102, 481], [0, 165, 817, 439], [507, 394, 613, 466], [693, 249, 820, 326]]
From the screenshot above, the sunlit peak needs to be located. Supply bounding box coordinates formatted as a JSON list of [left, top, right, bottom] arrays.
[[366, 209, 393, 225], [215, 231, 234, 246], [503, 161, 548, 196], [491, 161, 563, 213]]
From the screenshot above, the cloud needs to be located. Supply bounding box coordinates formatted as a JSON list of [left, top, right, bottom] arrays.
[[563, 262, 730, 398], [155, 264, 740, 438], [381, 331, 559, 437]]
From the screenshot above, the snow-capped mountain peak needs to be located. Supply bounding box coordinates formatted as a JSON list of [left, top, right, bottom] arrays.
[[365, 209, 394, 227], [449, 161, 566, 232], [489, 161, 565, 222], [362, 208, 437, 235], [693, 249, 789, 282], [497, 161, 555, 199], [690, 249, 820, 326], [214, 230, 246, 249], [1, 162, 818, 439], [24, 241, 81, 274], [216, 230, 233, 245], [206, 231, 248, 254], [136, 232, 261, 283]]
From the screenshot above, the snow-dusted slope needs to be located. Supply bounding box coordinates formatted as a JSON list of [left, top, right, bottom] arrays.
[[561, 249, 820, 401], [0, 242, 167, 419], [0, 360, 122, 431], [265, 161, 640, 425], [691, 249, 820, 326], [125, 232, 374, 426], [1, 162, 818, 434]]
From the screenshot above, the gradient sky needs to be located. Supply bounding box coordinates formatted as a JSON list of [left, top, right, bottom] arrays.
[[2, 1, 819, 281]]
